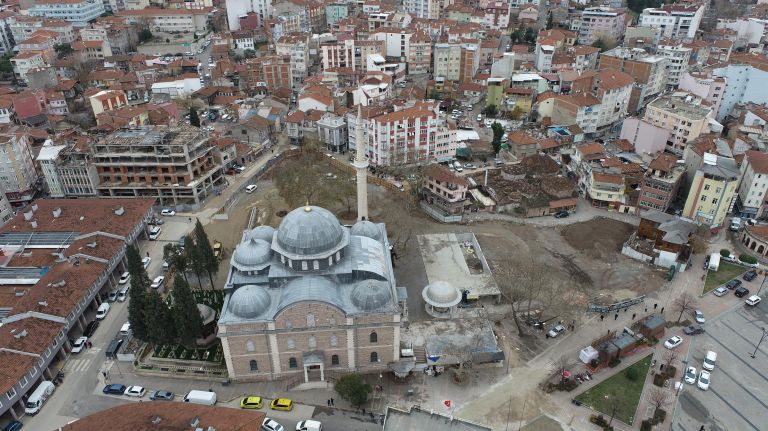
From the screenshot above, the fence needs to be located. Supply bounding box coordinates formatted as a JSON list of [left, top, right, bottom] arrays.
[[419, 202, 463, 223]]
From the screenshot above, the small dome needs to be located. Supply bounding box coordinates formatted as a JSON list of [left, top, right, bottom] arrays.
[[422, 281, 461, 307], [228, 285, 271, 318], [350, 280, 391, 310], [197, 303, 216, 325], [274, 206, 346, 257], [248, 225, 275, 242], [232, 238, 272, 270], [351, 220, 381, 241]]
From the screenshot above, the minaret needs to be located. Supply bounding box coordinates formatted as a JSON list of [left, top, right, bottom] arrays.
[[353, 105, 369, 221]]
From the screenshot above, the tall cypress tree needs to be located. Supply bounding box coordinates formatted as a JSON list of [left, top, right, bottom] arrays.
[[145, 290, 176, 345], [172, 274, 203, 347], [189, 107, 200, 127], [193, 220, 218, 289], [126, 245, 150, 341]]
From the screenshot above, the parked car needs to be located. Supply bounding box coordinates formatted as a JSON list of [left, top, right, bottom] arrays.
[[142, 257, 151, 268], [735, 286, 750, 298], [744, 269, 758, 281], [151, 276, 165, 289], [702, 351, 717, 371], [683, 324, 705, 335], [240, 396, 263, 409], [149, 390, 174, 401], [697, 370, 711, 390], [546, 324, 565, 338], [245, 184, 258, 193], [270, 398, 293, 411], [83, 320, 100, 337], [746, 295, 762, 306], [118, 272, 130, 285], [703, 256, 710, 270], [554, 210, 570, 219], [3, 421, 23, 431], [261, 418, 284, 431], [694, 310, 705, 323], [71, 336, 88, 353], [160, 209, 176, 216], [664, 335, 683, 349], [103, 384, 127, 395], [725, 279, 742, 290], [713, 286, 729, 297], [684, 366, 697, 384], [95, 302, 110, 320], [125, 386, 146, 398]]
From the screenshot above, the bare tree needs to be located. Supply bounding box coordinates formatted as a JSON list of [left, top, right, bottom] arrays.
[[607, 390, 627, 426], [663, 350, 678, 372], [551, 355, 576, 383], [646, 386, 671, 413], [673, 293, 698, 323]]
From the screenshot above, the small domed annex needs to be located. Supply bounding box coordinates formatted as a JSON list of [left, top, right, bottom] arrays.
[[232, 238, 272, 271], [248, 225, 276, 242], [350, 279, 391, 310], [422, 281, 461, 307], [351, 220, 381, 241], [273, 206, 348, 258], [228, 285, 272, 319]]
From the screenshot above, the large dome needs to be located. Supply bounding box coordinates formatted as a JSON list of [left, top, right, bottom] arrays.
[[232, 238, 272, 271], [274, 206, 347, 257], [350, 279, 391, 310], [228, 285, 272, 319], [351, 220, 381, 241], [422, 281, 461, 307], [248, 225, 275, 242]]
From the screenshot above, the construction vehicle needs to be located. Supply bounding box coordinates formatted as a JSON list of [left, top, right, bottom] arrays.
[[213, 240, 223, 260]]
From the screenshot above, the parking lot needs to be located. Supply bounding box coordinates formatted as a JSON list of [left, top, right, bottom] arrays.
[[673, 296, 768, 431]]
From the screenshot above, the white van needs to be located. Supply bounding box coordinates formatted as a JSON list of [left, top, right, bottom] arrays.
[[117, 285, 130, 302], [95, 302, 110, 320], [24, 381, 55, 415], [120, 321, 131, 336], [183, 390, 217, 405], [149, 226, 162, 240], [296, 420, 323, 431], [245, 184, 257, 193]]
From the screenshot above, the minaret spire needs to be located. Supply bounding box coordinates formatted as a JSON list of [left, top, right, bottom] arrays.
[[354, 105, 369, 221]]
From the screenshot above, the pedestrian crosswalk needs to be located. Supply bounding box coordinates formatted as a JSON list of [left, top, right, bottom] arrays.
[[66, 357, 93, 373]]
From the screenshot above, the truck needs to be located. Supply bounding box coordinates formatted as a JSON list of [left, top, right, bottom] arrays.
[[213, 240, 222, 260], [708, 252, 721, 271], [183, 390, 217, 405]]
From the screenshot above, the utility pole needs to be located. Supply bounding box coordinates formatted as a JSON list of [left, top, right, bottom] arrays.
[[750, 327, 767, 359]]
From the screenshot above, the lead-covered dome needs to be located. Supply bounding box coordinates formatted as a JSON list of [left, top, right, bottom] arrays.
[[422, 281, 461, 307], [232, 238, 272, 271], [350, 279, 391, 310], [351, 220, 381, 241], [274, 206, 348, 257], [248, 225, 275, 242], [228, 285, 272, 319]]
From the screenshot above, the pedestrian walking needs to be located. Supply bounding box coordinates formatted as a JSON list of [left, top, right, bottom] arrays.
[[614, 313, 618, 320], [146, 251, 149, 257], [327, 399, 330, 406], [661, 307, 665, 313], [654, 303, 658, 310], [645, 306, 648, 312], [600, 314, 605, 321], [632, 313, 636, 320], [331, 398, 335, 406]]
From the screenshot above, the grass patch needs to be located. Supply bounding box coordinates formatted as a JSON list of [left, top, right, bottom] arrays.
[[575, 354, 653, 425], [703, 261, 746, 294]]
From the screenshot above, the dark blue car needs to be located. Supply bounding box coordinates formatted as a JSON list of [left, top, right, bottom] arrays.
[[102, 384, 126, 395], [3, 421, 23, 431]]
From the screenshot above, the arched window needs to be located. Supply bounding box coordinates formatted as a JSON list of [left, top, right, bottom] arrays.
[[249, 360, 258, 371], [285, 320, 293, 329], [313, 260, 319, 270], [287, 338, 295, 349], [307, 314, 316, 327], [370, 352, 378, 362], [289, 357, 297, 368], [301, 261, 308, 270], [246, 340, 255, 352], [370, 331, 378, 343], [329, 316, 336, 326], [308, 335, 317, 349], [332, 354, 340, 366], [330, 334, 338, 347]]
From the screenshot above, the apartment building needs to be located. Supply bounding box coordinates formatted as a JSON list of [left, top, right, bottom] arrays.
[[91, 126, 224, 206], [325, 3, 349, 26], [551, 69, 633, 135], [736, 150, 768, 219], [275, 33, 310, 88], [72, 39, 112, 62], [371, 29, 412, 60], [682, 153, 740, 227], [422, 164, 471, 215], [678, 72, 725, 119], [37, 141, 99, 197], [321, 36, 356, 71], [712, 62, 768, 121], [535, 44, 554, 73], [317, 114, 348, 153], [578, 7, 627, 45], [484, 1, 511, 30], [356, 40, 386, 73], [716, 18, 766, 48], [0, 132, 39, 204], [0, 12, 15, 56], [638, 3, 705, 41], [407, 31, 432, 75], [117, 8, 210, 33], [585, 171, 629, 210], [28, 0, 105, 27], [11, 52, 46, 84], [552, 94, 602, 134], [88, 89, 127, 118], [644, 93, 714, 153], [365, 104, 456, 166], [403, 0, 439, 19], [0, 185, 12, 226], [619, 118, 670, 159], [433, 40, 480, 82], [657, 41, 691, 87], [225, 0, 272, 30], [592, 69, 634, 131], [599, 47, 668, 113], [637, 153, 685, 213]]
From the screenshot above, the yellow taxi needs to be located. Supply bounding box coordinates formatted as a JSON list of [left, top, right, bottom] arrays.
[[239, 396, 263, 409], [270, 398, 293, 411]]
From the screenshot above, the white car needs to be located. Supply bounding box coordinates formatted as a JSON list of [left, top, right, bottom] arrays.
[[694, 310, 705, 323], [703, 351, 717, 371], [664, 335, 683, 349], [142, 257, 151, 269], [546, 324, 566, 338], [295, 420, 322, 431], [118, 272, 131, 285], [746, 295, 762, 306], [697, 370, 711, 390], [245, 184, 258, 193], [151, 276, 165, 289], [71, 336, 88, 354], [261, 418, 284, 431], [684, 366, 697, 384], [125, 386, 146, 397], [161, 209, 176, 216]]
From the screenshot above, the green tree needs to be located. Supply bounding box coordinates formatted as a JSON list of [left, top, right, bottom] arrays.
[[189, 107, 200, 127], [126, 245, 151, 341], [0, 53, 13, 74], [334, 373, 372, 407], [509, 106, 525, 120], [193, 219, 218, 288], [54, 44, 74, 58], [483, 104, 498, 118], [164, 243, 189, 283], [188, 237, 205, 288], [145, 290, 176, 345], [546, 13, 554, 30], [591, 36, 617, 52], [491, 122, 504, 155], [171, 275, 203, 346], [138, 29, 153, 43], [524, 27, 536, 44], [243, 49, 257, 59]]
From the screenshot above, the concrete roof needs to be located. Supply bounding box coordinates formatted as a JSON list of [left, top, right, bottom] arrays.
[[383, 406, 492, 431]]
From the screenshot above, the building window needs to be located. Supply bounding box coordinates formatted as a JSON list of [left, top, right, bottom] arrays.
[[370, 352, 378, 362], [309, 335, 317, 349], [332, 354, 340, 365], [302, 261, 308, 270], [285, 320, 292, 329], [249, 360, 258, 371], [287, 338, 295, 349], [313, 260, 319, 270], [370, 331, 378, 343], [330, 334, 338, 347], [246, 340, 255, 352], [329, 316, 336, 326], [289, 357, 298, 368], [5, 388, 15, 400], [307, 314, 316, 327], [704, 184, 710, 191]]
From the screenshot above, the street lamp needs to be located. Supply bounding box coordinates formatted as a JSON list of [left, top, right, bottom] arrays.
[[758, 273, 768, 296], [750, 327, 767, 359]]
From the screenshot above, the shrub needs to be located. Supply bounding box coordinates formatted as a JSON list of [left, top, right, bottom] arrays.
[[653, 374, 666, 387], [590, 415, 608, 426], [640, 420, 653, 431], [740, 254, 758, 264], [665, 365, 677, 378], [720, 249, 731, 257], [625, 367, 640, 381], [557, 379, 579, 392], [653, 408, 667, 424], [608, 357, 621, 368]]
